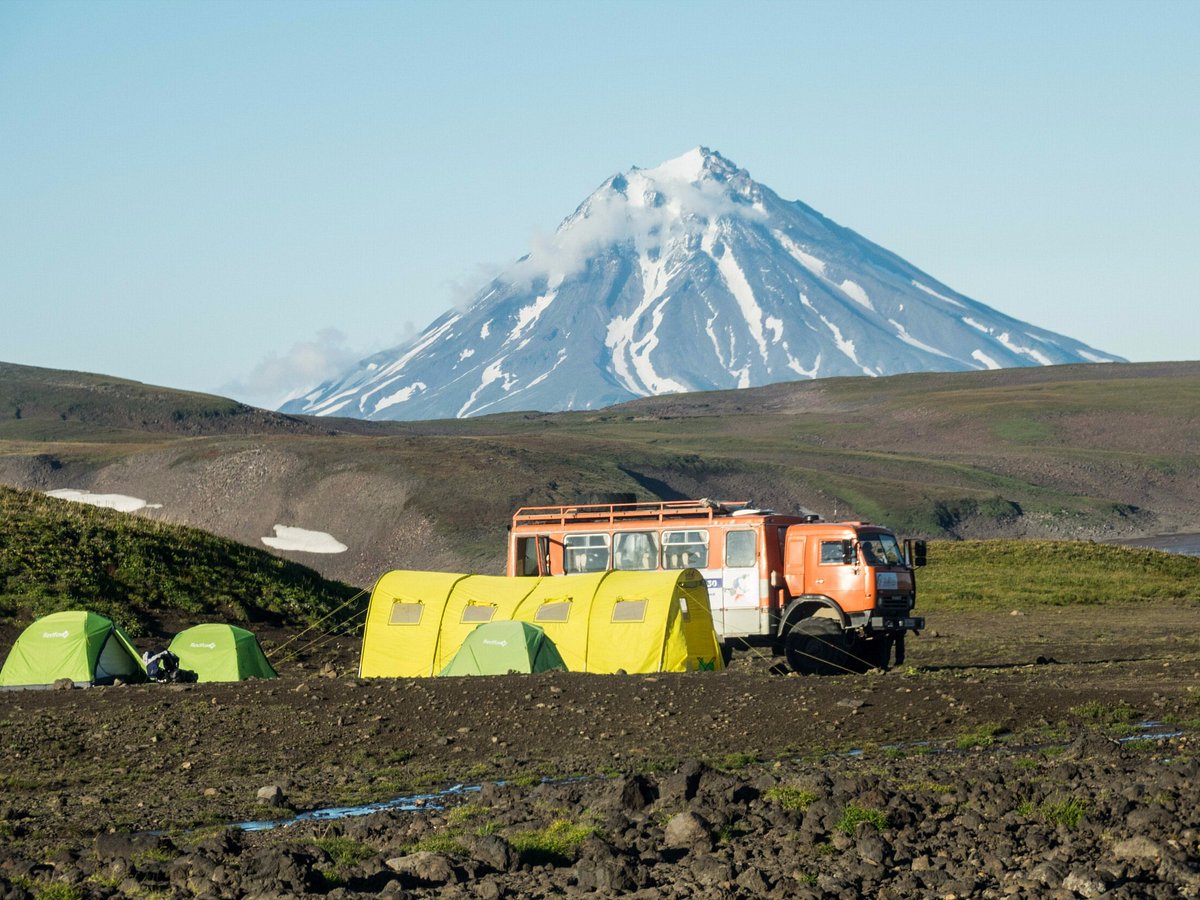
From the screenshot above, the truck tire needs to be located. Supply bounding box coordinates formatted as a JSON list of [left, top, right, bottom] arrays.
[[785, 618, 855, 676], [856, 637, 893, 672]]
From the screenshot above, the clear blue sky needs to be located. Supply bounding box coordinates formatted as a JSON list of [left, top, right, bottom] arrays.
[[2, 0, 1197, 408]]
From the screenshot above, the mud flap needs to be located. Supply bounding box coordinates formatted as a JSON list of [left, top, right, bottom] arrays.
[[894, 634, 906, 666]]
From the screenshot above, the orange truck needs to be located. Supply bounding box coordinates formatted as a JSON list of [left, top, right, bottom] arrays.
[[506, 498, 926, 674]]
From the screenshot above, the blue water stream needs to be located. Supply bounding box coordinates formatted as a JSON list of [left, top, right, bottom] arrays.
[[231, 722, 1184, 832]]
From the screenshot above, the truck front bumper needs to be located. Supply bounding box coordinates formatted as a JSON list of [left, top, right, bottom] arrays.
[[868, 616, 924, 632]]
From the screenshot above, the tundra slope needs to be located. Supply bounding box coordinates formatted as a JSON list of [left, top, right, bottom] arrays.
[[2, 360, 1198, 587], [284, 148, 1121, 421]]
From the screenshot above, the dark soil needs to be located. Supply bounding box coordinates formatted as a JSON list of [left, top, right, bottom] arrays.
[[3, 604, 1200, 898]]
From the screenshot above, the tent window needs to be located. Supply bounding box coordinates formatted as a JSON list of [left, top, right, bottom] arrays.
[[614, 531, 659, 570], [564, 533, 610, 573], [663, 530, 709, 569], [611, 599, 647, 623], [535, 601, 571, 623], [389, 601, 423, 625], [462, 605, 497, 624]]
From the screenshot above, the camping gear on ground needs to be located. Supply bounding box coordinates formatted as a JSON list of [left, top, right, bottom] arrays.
[[360, 568, 724, 678], [142, 648, 182, 682], [0, 610, 145, 688], [167, 623, 277, 682], [437, 620, 567, 676]]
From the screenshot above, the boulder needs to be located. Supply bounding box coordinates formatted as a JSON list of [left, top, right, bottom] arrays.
[[385, 850, 458, 884], [663, 811, 712, 851]]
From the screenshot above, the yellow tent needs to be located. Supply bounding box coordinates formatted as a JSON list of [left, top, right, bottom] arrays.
[[359, 569, 723, 678]]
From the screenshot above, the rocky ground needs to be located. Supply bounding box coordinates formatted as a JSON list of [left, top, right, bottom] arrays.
[[2, 604, 1199, 898]]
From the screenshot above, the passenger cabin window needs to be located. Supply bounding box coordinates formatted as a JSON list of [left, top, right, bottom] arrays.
[[614, 531, 658, 570], [564, 533, 610, 573], [820, 540, 850, 565], [663, 530, 709, 568], [725, 530, 757, 568]]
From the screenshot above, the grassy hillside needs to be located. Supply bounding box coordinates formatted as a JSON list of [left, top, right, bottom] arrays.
[[0, 361, 323, 440], [0, 486, 360, 637], [1, 360, 1198, 583], [921, 539, 1200, 610]]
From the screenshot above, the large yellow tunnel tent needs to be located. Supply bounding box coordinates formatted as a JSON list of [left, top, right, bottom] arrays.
[[359, 569, 723, 678]]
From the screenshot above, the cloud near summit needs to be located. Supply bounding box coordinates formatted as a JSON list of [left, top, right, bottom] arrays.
[[508, 164, 764, 292]]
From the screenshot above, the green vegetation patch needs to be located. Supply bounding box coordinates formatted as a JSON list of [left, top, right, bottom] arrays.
[[764, 785, 818, 811], [312, 835, 376, 869], [920, 539, 1200, 610], [1020, 796, 1087, 828], [1070, 700, 1139, 727], [0, 485, 360, 635], [508, 819, 601, 866], [956, 722, 1008, 750], [835, 803, 888, 835]]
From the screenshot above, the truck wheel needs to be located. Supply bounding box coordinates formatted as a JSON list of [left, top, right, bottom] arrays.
[[785, 618, 853, 676], [856, 637, 893, 672]]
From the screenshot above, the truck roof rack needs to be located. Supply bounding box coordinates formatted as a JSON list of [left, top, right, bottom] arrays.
[[512, 499, 751, 527]]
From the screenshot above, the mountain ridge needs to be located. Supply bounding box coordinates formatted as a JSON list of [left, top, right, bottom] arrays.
[[284, 147, 1122, 421]]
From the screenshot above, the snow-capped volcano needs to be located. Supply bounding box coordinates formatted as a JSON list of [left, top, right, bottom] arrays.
[[282, 147, 1123, 420]]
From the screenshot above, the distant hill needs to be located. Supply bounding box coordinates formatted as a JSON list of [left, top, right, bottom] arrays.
[[0, 485, 360, 643], [0, 361, 328, 440], [285, 147, 1122, 421], [1, 359, 1198, 586]]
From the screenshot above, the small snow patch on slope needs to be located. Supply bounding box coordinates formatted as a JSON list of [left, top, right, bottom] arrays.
[[46, 489, 162, 513], [802, 295, 875, 375], [997, 332, 1053, 365], [963, 317, 991, 333], [888, 319, 952, 358], [913, 280, 965, 308], [262, 525, 347, 554], [972, 349, 1002, 369], [705, 224, 769, 362], [375, 382, 427, 412], [606, 251, 687, 395], [839, 280, 873, 310], [459, 358, 516, 417], [507, 291, 557, 343], [774, 231, 827, 277]]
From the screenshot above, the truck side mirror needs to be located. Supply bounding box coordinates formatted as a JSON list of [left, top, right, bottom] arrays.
[[841, 539, 855, 565], [909, 539, 927, 567]]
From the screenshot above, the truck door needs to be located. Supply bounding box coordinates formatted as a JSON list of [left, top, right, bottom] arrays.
[[815, 538, 869, 614], [721, 529, 761, 637]]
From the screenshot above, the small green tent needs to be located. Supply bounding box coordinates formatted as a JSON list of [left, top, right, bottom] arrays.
[[168, 624, 277, 682], [438, 620, 566, 676], [0, 610, 145, 688]]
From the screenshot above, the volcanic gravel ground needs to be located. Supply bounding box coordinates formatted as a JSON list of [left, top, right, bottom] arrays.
[[2, 604, 1199, 898]]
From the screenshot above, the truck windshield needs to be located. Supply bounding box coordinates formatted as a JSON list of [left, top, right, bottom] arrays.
[[859, 533, 904, 566]]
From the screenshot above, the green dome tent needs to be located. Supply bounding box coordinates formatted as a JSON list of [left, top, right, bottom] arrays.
[[0, 610, 145, 688], [438, 620, 566, 676], [168, 624, 277, 682]]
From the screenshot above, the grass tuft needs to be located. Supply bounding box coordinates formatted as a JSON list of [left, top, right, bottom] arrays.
[[835, 803, 888, 835]]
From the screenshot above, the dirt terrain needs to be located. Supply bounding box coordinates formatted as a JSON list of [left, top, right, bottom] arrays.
[[2, 603, 1199, 897]]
